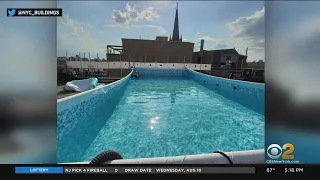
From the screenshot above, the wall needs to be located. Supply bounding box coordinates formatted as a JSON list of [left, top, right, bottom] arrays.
[[122, 38, 194, 63], [66, 61, 107, 70], [134, 68, 187, 77], [186, 68, 265, 114], [221, 54, 238, 63], [57, 70, 133, 163], [107, 54, 122, 62]]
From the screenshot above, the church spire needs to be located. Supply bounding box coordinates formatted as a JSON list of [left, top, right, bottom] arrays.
[[171, 2, 180, 41]]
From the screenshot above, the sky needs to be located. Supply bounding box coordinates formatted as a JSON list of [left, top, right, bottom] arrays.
[[57, 1, 265, 62]]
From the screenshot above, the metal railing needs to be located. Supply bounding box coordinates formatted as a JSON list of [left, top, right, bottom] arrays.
[[199, 68, 264, 83]]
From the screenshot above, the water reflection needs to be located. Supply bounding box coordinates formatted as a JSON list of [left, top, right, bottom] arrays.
[[150, 116, 160, 130]]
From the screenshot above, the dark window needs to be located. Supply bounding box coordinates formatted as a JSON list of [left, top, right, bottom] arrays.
[[137, 63, 139, 65], [173, 64, 174, 66], [195, 65, 197, 67], [114, 63, 115, 65], [226, 56, 231, 60], [160, 64, 162, 66], [205, 65, 207, 67], [125, 63, 126, 65], [150, 64, 151, 66]]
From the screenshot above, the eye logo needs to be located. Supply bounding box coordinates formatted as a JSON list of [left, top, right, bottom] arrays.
[[267, 143, 295, 159], [267, 144, 282, 159]]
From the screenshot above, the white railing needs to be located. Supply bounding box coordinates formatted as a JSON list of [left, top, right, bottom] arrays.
[[66, 61, 212, 71]]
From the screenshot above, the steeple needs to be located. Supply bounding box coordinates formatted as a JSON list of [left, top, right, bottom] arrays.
[[171, 2, 180, 41]]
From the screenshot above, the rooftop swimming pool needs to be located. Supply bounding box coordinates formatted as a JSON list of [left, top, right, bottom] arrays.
[[57, 68, 264, 163]]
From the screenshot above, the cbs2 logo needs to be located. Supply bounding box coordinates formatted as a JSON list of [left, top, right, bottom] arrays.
[[267, 144, 294, 159]]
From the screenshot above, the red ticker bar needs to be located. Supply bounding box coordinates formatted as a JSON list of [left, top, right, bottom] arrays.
[[7, 8, 62, 17]]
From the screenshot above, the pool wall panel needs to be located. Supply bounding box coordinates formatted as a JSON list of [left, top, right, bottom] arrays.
[[186, 68, 265, 114], [134, 68, 187, 77], [57, 70, 133, 162]]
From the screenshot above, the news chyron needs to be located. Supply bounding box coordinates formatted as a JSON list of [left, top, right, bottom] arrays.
[[266, 143, 300, 164], [7, 8, 62, 17]]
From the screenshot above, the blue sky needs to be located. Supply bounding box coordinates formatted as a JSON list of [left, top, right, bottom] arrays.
[[57, 1, 265, 62]]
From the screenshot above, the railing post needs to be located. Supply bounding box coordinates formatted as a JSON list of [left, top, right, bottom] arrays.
[[120, 53, 122, 78]]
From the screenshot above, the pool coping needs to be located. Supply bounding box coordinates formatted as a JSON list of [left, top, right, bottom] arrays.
[[62, 149, 265, 164]]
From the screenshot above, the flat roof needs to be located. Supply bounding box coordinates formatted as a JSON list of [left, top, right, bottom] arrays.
[[122, 38, 194, 44]]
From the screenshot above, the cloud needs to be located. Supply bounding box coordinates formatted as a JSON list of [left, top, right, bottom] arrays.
[[111, 3, 160, 24], [227, 8, 264, 40], [57, 15, 106, 56], [112, 10, 127, 24], [227, 7, 265, 52], [140, 6, 160, 21], [106, 3, 165, 35], [105, 24, 166, 35], [196, 8, 265, 61]]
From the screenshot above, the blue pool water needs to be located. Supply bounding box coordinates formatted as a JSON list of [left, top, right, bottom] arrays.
[[75, 77, 264, 161]]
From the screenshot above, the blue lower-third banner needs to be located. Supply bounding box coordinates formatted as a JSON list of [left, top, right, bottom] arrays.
[[15, 167, 63, 174]]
